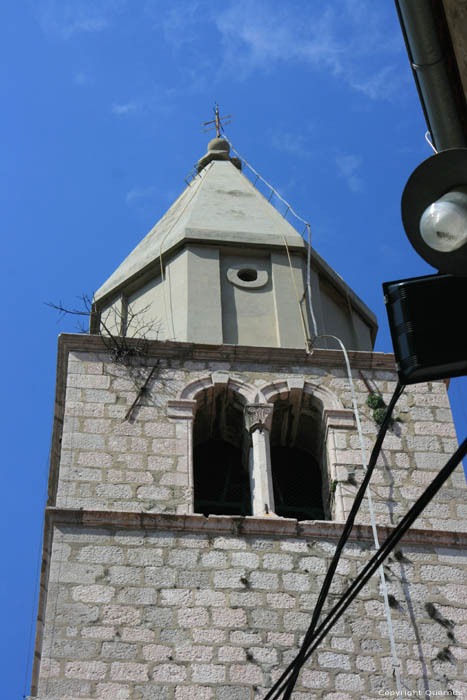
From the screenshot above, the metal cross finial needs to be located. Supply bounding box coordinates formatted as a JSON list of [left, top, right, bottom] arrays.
[[202, 103, 233, 137]]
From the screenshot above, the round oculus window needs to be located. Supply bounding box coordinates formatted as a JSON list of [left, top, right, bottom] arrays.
[[237, 268, 258, 282], [226, 267, 268, 289]]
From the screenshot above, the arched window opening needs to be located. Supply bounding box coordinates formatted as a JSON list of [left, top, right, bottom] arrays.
[[270, 393, 326, 521], [193, 385, 251, 516]]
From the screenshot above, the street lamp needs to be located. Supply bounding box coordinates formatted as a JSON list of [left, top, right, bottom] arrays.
[[401, 148, 467, 275]]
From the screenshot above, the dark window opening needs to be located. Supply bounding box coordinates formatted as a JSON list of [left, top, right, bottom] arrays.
[[194, 440, 251, 516], [270, 393, 326, 521], [193, 386, 251, 517], [272, 446, 324, 520]]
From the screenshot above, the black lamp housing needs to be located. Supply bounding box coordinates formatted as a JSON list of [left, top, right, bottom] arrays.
[[401, 148, 467, 275], [383, 273, 467, 385]]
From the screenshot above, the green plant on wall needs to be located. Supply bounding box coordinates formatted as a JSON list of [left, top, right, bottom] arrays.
[[366, 393, 392, 426]]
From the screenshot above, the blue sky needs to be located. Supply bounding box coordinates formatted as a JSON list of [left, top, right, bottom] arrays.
[[2, 1, 466, 697]]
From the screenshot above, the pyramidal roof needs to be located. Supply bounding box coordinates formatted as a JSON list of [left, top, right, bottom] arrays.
[[95, 139, 305, 302]]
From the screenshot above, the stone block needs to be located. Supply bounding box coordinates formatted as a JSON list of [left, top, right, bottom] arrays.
[[175, 686, 214, 700], [121, 627, 155, 643], [191, 663, 225, 683], [72, 584, 115, 603], [145, 567, 177, 587], [101, 641, 139, 660], [214, 569, 247, 589], [263, 553, 293, 570], [301, 669, 330, 689], [55, 603, 99, 626], [62, 432, 105, 450], [116, 586, 156, 604], [178, 607, 210, 628], [148, 455, 175, 471], [137, 485, 171, 501], [100, 605, 141, 626], [216, 687, 251, 700], [249, 571, 279, 590], [212, 607, 247, 628], [175, 644, 213, 662], [81, 626, 115, 640], [282, 573, 310, 592], [317, 651, 351, 669], [231, 552, 259, 568], [144, 606, 174, 628], [68, 374, 110, 389], [78, 546, 124, 564], [266, 593, 295, 609], [111, 662, 149, 681], [218, 646, 246, 662], [229, 663, 264, 685], [95, 682, 131, 699], [127, 548, 164, 566]]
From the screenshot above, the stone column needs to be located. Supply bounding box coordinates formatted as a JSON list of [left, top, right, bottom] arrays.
[[167, 399, 197, 513], [244, 403, 275, 516], [323, 408, 356, 520]]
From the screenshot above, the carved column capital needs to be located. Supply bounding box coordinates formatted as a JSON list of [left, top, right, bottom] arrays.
[[244, 403, 274, 433]]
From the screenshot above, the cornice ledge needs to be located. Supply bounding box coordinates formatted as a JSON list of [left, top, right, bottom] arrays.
[[45, 507, 467, 548], [57, 334, 397, 370]]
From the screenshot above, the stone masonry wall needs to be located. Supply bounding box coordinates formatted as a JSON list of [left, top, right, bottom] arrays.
[[55, 341, 466, 531], [32, 337, 467, 700], [36, 517, 467, 699]]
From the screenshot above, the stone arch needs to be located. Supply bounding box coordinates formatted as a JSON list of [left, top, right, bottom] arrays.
[[179, 372, 256, 404], [256, 378, 343, 521], [177, 373, 256, 518], [256, 378, 343, 411]]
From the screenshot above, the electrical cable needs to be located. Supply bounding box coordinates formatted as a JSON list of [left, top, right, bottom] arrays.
[[311, 334, 403, 693], [269, 381, 405, 700], [267, 435, 467, 699], [221, 137, 310, 230], [219, 137, 404, 693], [305, 224, 319, 338], [425, 130, 438, 154], [281, 232, 311, 351]]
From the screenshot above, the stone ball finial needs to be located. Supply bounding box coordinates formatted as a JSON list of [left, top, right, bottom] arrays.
[[197, 137, 241, 173], [207, 137, 230, 154]]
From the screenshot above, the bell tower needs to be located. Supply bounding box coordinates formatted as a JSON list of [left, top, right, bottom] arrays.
[[30, 137, 467, 700]]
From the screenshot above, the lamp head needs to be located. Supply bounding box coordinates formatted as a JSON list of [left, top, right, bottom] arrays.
[[401, 149, 467, 275]]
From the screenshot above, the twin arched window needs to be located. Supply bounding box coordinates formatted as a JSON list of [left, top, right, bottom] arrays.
[[192, 383, 326, 521]]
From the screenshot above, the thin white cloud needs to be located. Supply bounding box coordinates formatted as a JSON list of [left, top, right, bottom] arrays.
[[335, 154, 364, 193], [161, 1, 204, 49], [350, 65, 407, 101], [111, 96, 176, 118], [269, 130, 311, 159], [213, 0, 404, 101], [112, 101, 139, 116], [38, 0, 125, 39], [125, 186, 158, 204]]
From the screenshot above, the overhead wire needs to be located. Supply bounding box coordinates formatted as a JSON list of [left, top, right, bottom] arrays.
[[425, 130, 438, 153], [222, 136, 404, 693], [270, 381, 405, 700], [266, 434, 467, 699]]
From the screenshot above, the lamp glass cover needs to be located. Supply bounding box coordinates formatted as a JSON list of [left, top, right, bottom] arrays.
[[420, 200, 467, 252]]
